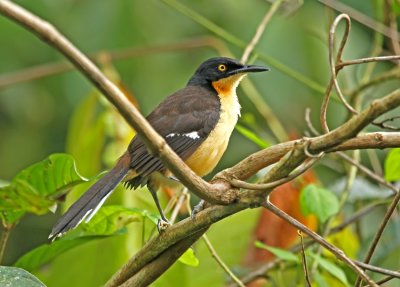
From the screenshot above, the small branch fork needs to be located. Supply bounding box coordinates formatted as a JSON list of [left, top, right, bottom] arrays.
[[0, 1, 400, 287]]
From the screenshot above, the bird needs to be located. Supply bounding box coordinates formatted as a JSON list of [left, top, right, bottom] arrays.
[[49, 57, 269, 239]]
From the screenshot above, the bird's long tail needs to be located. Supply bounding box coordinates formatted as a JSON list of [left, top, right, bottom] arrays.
[[49, 155, 130, 240]]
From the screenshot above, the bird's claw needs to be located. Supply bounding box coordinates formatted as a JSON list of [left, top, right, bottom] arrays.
[[191, 200, 205, 219], [157, 218, 171, 233]]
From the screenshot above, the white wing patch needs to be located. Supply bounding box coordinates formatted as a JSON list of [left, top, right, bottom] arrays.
[[166, 131, 200, 140]]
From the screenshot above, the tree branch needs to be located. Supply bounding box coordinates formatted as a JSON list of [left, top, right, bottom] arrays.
[[119, 229, 205, 287]]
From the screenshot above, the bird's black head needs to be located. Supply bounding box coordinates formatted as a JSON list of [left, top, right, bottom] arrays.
[[187, 57, 269, 87]]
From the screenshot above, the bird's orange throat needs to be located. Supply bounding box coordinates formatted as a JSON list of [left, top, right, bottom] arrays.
[[211, 73, 246, 96]]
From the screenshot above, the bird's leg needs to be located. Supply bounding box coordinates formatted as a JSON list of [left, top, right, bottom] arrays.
[[147, 181, 170, 232], [191, 199, 205, 219]]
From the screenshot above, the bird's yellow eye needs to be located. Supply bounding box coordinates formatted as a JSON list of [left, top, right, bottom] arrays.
[[218, 64, 227, 72]]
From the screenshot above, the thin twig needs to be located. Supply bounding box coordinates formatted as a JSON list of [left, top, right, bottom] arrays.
[[320, 13, 356, 133], [230, 155, 322, 191], [337, 151, 397, 193], [386, 0, 400, 62], [354, 261, 400, 279], [203, 235, 246, 287], [241, 0, 283, 63], [362, 274, 397, 287], [337, 55, 400, 69], [330, 200, 389, 234], [355, 187, 400, 287], [0, 37, 227, 88], [348, 67, 400, 105], [329, 14, 357, 114], [263, 199, 378, 287], [239, 0, 288, 143], [0, 225, 12, 265], [298, 231, 312, 287], [305, 108, 320, 136], [319, 0, 400, 41], [184, 196, 245, 287], [169, 188, 188, 224], [312, 149, 359, 276], [373, 116, 400, 131]]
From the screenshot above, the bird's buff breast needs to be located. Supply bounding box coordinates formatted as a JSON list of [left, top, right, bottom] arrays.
[[185, 86, 241, 176]]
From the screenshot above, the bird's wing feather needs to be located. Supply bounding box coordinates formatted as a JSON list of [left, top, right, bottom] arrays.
[[128, 86, 220, 176]]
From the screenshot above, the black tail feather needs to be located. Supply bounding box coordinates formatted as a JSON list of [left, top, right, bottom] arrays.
[[49, 161, 129, 240]]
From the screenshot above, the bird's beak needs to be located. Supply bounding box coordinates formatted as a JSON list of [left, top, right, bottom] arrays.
[[228, 64, 269, 76]]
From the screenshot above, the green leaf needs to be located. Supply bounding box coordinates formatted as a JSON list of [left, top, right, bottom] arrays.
[[312, 254, 349, 286], [82, 205, 158, 235], [14, 205, 157, 271], [235, 124, 269, 148], [0, 154, 87, 225], [12, 153, 87, 198], [0, 266, 46, 287], [300, 184, 339, 223], [384, 148, 400, 181], [254, 241, 299, 263], [178, 248, 199, 267], [14, 237, 95, 272]]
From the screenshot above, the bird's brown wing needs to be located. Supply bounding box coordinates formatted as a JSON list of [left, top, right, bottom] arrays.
[[127, 85, 220, 177]]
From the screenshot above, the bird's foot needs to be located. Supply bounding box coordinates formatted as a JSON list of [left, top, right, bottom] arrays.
[[191, 200, 205, 219], [157, 218, 171, 233]]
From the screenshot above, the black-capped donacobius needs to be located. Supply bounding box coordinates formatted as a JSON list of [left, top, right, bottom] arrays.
[[50, 57, 269, 239]]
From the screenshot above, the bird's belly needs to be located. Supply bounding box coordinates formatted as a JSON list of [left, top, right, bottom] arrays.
[[184, 131, 229, 177], [185, 94, 239, 177]]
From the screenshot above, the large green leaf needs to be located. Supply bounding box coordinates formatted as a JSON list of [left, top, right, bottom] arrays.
[[384, 148, 400, 181], [0, 266, 46, 287], [14, 237, 95, 272], [300, 184, 339, 223], [0, 154, 87, 225], [14, 206, 157, 271], [254, 241, 299, 263], [82, 205, 158, 235]]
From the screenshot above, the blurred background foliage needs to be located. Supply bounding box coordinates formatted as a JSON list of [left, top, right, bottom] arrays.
[[0, 0, 400, 286]]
